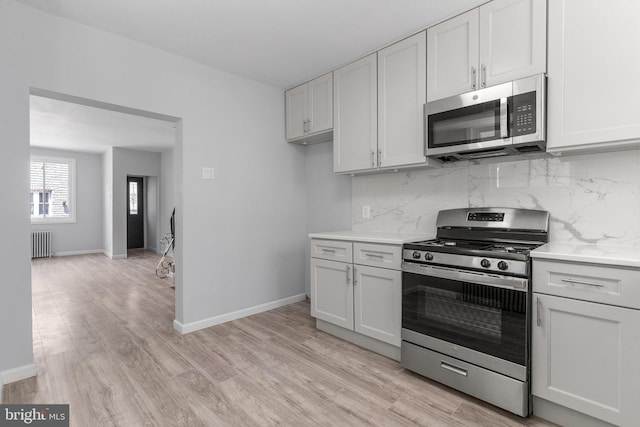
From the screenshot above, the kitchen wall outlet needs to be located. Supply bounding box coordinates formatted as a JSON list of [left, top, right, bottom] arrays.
[[202, 167, 215, 180], [362, 205, 371, 219]]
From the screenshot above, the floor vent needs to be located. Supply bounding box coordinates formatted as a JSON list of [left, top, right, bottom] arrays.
[[31, 231, 52, 258]]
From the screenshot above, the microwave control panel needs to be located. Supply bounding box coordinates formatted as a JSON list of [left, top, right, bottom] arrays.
[[512, 91, 537, 136]]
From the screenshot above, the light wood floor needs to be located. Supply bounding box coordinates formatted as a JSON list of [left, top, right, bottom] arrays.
[[3, 251, 556, 426]]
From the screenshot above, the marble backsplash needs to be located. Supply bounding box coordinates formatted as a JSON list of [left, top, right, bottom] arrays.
[[352, 149, 640, 246]]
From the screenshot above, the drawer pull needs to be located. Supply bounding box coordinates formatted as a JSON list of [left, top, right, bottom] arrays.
[[561, 278, 604, 288], [321, 248, 336, 253], [441, 361, 467, 377], [366, 253, 384, 259]]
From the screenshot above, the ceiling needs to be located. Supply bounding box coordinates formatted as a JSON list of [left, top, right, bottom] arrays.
[[16, 0, 485, 89], [30, 95, 176, 154], [22, 0, 485, 154]]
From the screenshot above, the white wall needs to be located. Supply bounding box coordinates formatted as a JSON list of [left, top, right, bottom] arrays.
[[146, 176, 159, 252], [0, 0, 307, 375], [30, 147, 104, 255], [160, 148, 175, 251], [304, 142, 352, 296], [102, 148, 114, 256]]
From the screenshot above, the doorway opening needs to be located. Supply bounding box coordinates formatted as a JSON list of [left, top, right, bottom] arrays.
[[127, 176, 145, 250], [28, 86, 183, 334]]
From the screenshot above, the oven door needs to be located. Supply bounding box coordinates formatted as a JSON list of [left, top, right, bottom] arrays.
[[401, 262, 529, 381]]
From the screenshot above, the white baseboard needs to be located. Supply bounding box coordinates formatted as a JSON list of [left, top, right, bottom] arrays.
[[54, 249, 104, 257], [1, 363, 37, 386], [103, 250, 127, 259], [173, 293, 306, 334]]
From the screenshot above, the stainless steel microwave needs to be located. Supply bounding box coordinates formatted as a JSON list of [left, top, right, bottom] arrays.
[[425, 74, 546, 162]]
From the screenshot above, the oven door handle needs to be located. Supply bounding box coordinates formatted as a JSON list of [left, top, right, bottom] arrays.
[[401, 262, 528, 291]]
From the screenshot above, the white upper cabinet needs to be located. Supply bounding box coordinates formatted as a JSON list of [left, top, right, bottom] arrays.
[[335, 34, 432, 174], [378, 31, 427, 168], [285, 84, 307, 140], [547, 0, 640, 153], [479, 0, 546, 88], [427, 9, 479, 102], [308, 73, 333, 135], [285, 72, 333, 143], [427, 0, 546, 102], [333, 53, 378, 173]]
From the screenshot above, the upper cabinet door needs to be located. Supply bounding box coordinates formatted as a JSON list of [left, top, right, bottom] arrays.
[[308, 72, 333, 135], [479, 0, 547, 88], [378, 32, 427, 168], [333, 53, 378, 173], [547, 0, 640, 152], [285, 84, 307, 140], [427, 9, 479, 102]]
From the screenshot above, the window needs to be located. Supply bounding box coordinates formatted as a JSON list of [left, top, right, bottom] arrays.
[[129, 181, 138, 215], [30, 155, 76, 223]]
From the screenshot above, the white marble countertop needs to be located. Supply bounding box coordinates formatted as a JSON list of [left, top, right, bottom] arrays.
[[309, 230, 434, 245], [531, 242, 640, 268]]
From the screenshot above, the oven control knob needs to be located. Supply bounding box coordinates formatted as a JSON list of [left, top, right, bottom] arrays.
[[480, 259, 491, 268], [412, 251, 421, 259], [498, 261, 509, 270], [425, 253, 434, 261]]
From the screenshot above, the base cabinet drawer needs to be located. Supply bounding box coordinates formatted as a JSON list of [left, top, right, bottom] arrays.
[[353, 242, 402, 270], [532, 293, 640, 426], [533, 259, 640, 309], [311, 239, 353, 263]]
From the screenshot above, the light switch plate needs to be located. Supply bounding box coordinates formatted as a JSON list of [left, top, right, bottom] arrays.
[[362, 205, 371, 219], [202, 167, 215, 180]]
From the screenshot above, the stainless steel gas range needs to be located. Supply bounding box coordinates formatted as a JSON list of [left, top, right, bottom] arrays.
[[401, 207, 549, 417]]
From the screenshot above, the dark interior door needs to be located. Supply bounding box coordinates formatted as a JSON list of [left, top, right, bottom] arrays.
[[127, 176, 144, 249]]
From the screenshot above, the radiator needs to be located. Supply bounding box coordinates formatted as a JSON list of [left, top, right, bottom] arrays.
[[31, 231, 52, 258]]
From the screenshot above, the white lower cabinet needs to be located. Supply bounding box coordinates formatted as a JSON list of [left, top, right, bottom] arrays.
[[353, 265, 402, 346], [310, 239, 402, 351], [532, 260, 640, 426], [310, 258, 353, 330]]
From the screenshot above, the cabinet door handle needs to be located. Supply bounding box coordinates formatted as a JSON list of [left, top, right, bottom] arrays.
[[346, 265, 351, 283], [561, 278, 605, 287], [536, 297, 542, 327], [441, 361, 467, 377], [481, 64, 487, 88], [307, 118, 312, 133], [471, 66, 477, 90], [353, 267, 357, 285], [370, 150, 375, 167], [378, 150, 382, 167]]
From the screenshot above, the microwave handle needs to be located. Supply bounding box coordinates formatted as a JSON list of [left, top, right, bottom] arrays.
[[500, 97, 508, 139]]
